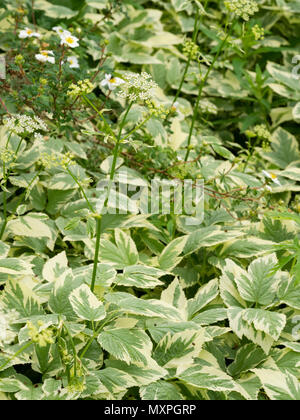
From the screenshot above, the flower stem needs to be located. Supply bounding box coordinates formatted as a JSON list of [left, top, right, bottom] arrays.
[[165, 8, 200, 123], [90, 214, 102, 293], [66, 167, 95, 213], [185, 20, 236, 161], [0, 341, 33, 372]]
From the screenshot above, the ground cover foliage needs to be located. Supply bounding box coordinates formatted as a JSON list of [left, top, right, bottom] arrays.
[[0, 0, 300, 401]]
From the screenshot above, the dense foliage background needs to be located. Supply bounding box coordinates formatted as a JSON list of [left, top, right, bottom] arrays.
[[0, 0, 300, 400]]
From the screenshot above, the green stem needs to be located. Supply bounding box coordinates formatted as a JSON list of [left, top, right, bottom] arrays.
[[0, 134, 21, 239], [165, 9, 200, 123], [90, 103, 133, 293], [90, 214, 102, 293], [243, 136, 260, 172], [83, 95, 118, 143], [79, 310, 122, 360], [185, 19, 236, 161], [66, 167, 95, 213], [63, 324, 78, 378], [122, 113, 152, 142], [0, 341, 33, 372]]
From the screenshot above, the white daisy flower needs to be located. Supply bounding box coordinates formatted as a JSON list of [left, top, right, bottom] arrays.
[[100, 74, 124, 91], [60, 33, 79, 48], [53, 26, 71, 37], [19, 27, 40, 39], [262, 170, 281, 185], [35, 50, 55, 64], [67, 56, 79, 69]]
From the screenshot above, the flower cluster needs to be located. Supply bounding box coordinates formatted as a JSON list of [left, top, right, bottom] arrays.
[[253, 124, 271, 140], [118, 72, 158, 103], [53, 26, 79, 48], [39, 151, 74, 170], [183, 39, 199, 60], [0, 309, 19, 346], [4, 114, 48, 136], [252, 24, 265, 40], [0, 147, 15, 164], [224, 0, 259, 21], [27, 321, 55, 347], [19, 27, 40, 39], [67, 79, 94, 97], [146, 100, 168, 118]]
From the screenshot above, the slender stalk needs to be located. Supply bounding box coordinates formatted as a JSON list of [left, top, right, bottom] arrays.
[[83, 95, 118, 143], [66, 167, 95, 213], [185, 20, 236, 161], [63, 324, 78, 377], [90, 214, 102, 293], [90, 102, 133, 293], [243, 136, 260, 172], [0, 341, 33, 372], [165, 9, 200, 123], [0, 133, 20, 239], [121, 113, 152, 142]]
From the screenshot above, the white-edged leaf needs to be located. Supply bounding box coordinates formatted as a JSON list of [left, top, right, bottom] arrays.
[[69, 284, 106, 322], [98, 328, 152, 365]]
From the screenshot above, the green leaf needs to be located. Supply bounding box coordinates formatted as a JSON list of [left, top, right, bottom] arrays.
[[158, 236, 187, 271], [2, 280, 43, 318], [69, 284, 106, 322], [277, 274, 300, 310], [183, 226, 243, 256], [98, 328, 153, 365], [153, 329, 205, 368], [116, 265, 165, 288], [105, 292, 183, 321], [34, 0, 78, 18], [252, 368, 300, 400], [140, 381, 183, 400], [188, 279, 219, 318], [227, 343, 268, 377], [262, 128, 300, 169], [177, 359, 238, 393], [234, 254, 278, 306], [228, 307, 286, 354], [48, 271, 83, 321], [99, 229, 139, 268]]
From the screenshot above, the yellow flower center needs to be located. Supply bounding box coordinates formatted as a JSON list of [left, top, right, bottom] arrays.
[[41, 52, 49, 57], [110, 78, 116, 84], [270, 173, 277, 179], [66, 37, 74, 44], [27, 29, 33, 34]]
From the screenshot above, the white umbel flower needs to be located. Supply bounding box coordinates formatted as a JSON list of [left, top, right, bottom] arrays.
[[100, 74, 124, 91], [4, 114, 48, 135], [60, 33, 79, 48], [118, 72, 158, 102], [67, 56, 80, 69], [262, 170, 281, 185], [19, 27, 40, 39], [35, 50, 55, 64]]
